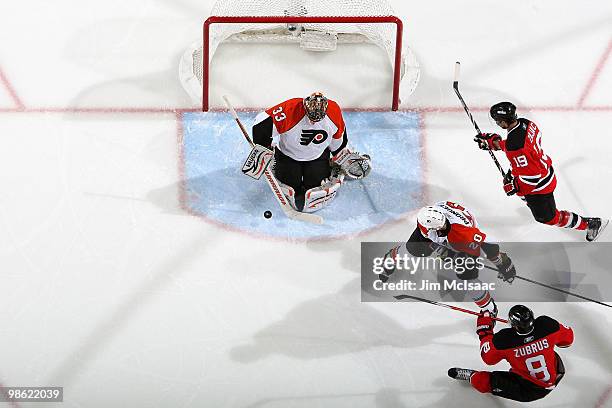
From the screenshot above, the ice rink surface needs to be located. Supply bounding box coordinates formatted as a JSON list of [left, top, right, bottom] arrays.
[[0, 0, 611, 407]]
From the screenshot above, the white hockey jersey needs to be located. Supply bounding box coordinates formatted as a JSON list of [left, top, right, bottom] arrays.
[[252, 97, 347, 161]]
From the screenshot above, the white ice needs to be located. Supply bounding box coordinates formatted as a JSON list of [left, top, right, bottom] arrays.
[[0, 0, 611, 407]]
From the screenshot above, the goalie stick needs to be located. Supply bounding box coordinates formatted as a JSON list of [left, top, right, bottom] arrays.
[[394, 294, 509, 323], [453, 62, 506, 177], [222, 95, 324, 225]]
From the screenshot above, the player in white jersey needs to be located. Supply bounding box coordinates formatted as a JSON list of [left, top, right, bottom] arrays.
[[252, 92, 371, 212], [382, 201, 517, 315]]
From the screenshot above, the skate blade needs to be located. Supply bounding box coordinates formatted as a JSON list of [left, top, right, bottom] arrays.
[[591, 218, 610, 242]]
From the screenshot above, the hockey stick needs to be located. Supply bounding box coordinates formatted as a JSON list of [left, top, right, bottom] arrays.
[[453, 62, 506, 177], [482, 264, 612, 309], [394, 294, 509, 323], [222, 95, 323, 225]]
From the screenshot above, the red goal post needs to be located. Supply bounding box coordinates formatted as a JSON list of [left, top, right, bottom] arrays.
[[201, 15, 405, 111]]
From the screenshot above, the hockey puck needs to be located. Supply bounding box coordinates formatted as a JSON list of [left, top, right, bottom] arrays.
[[264, 210, 272, 219]]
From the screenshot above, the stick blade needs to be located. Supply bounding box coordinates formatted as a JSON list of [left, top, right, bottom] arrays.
[[285, 207, 324, 224]]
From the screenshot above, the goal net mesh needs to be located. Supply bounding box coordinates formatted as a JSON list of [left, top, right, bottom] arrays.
[[180, 0, 420, 109]]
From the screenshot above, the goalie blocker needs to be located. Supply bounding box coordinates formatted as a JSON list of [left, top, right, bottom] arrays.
[[251, 92, 371, 212], [242, 144, 274, 180]]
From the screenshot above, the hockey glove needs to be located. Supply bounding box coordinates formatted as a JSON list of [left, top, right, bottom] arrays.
[[495, 253, 516, 283], [474, 133, 501, 150], [476, 312, 495, 340], [503, 171, 518, 196], [379, 245, 400, 283], [332, 149, 372, 180]]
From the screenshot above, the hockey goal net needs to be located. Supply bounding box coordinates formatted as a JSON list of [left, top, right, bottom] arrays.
[[179, 0, 420, 111]]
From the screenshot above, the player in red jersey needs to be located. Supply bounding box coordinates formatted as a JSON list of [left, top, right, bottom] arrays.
[[380, 201, 516, 315], [251, 92, 371, 212], [448, 304, 574, 402], [475, 102, 608, 241]]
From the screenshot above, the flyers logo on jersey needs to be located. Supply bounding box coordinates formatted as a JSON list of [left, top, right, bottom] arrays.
[[300, 129, 328, 145]]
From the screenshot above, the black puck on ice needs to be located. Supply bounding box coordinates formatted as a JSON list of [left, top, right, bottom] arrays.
[[264, 210, 272, 219]]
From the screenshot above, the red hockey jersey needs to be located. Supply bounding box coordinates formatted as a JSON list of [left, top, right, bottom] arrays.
[[499, 118, 556, 196], [479, 315, 574, 389]]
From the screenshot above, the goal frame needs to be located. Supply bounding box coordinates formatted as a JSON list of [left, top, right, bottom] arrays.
[[202, 15, 404, 111]]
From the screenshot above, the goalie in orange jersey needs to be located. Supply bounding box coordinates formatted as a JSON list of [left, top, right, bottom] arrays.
[[252, 92, 371, 212]]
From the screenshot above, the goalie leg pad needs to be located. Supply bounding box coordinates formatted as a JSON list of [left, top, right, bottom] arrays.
[[277, 180, 299, 211], [302, 174, 344, 213]]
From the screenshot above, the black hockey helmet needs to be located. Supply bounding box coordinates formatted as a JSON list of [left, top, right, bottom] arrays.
[[303, 92, 328, 122], [490, 101, 517, 123], [508, 304, 535, 335]]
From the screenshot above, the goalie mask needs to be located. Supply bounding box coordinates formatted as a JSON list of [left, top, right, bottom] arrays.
[[303, 92, 328, 122]]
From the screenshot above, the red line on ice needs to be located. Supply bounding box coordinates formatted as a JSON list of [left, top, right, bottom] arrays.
[[595, 384, 612, 408], [578, 39, 612, 107], [2, 105, 611, 114]]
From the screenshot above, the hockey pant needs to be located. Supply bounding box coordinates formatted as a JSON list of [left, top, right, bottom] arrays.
[[524, 193, 587, 230], [400, 227, 495, 308], [470, 353, 564, 402], [273, 148, 331, 211]]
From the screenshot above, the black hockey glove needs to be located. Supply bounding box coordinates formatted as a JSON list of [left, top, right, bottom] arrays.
[[476, 312, 495, 340], [503, 171, 518, 196], [496, 253, 516, 283], [474, 133, 501, 150]]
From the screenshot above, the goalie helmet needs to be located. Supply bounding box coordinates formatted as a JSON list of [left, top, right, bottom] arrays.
[[417, 206, 447, 231], [490, 101, 517, 123], [508, 304, 535, 335], [303, 92, 328, 122]]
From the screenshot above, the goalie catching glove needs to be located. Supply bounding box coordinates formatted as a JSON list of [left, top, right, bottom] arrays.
[[332, 148, 372, 180]]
